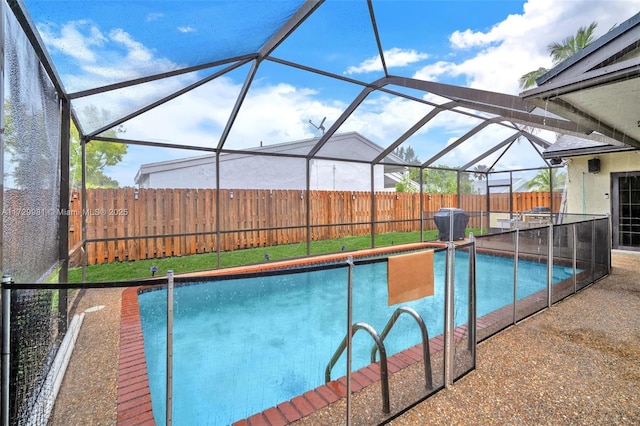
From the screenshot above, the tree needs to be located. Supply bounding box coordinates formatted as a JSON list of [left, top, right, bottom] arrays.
[[395, 172, 417, 193], [527, 168, 566, 192], [520, 22, 598, 89], [4, 99, 62, 190], [393, 145, 420, 165], [390, 145, 474, 194], [472, 164, 488, 181], [408, 165, 474, 194], [5, 100, 126, 189], [69, 106, 127, 189]]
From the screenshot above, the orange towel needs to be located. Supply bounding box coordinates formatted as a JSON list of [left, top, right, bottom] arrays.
[[387, 250, 434, 305]]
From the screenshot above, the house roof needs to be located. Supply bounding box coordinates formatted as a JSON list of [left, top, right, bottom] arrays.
[[134, 132, 405, 184], [522, 12, 640, 150], [542, 134, 636, 160], [474, 177, 529, 194]]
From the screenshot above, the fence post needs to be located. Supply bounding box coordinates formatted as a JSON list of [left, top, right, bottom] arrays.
[[468, 234, 477, 356], [572, 223, 577, 294], [591, 218, 596, 285], [1, 275, 13, 426], [166, 270, 174, 426], [513, 228, 519, 324], [444, 242, 455, 387], [346, 256, 354, 426], [547, 223, 554, 308]]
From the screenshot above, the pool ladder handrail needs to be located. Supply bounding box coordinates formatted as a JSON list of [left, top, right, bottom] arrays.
[[371, 306, 433, 390], [324, 322, 390, 414]]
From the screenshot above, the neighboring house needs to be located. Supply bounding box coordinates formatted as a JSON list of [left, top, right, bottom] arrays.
[[134, 132, 406, 191], [522, 12, 640, 251], [384, 170, 420, 192]]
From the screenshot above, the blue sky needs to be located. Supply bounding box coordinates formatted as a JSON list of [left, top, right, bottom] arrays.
[[22, 0, 640, 186]]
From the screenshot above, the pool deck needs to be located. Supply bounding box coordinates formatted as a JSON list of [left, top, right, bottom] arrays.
[[49, 249, 639, 425]]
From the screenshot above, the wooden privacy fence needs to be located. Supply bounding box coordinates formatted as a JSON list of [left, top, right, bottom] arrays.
[[67, 188, 561, 265]]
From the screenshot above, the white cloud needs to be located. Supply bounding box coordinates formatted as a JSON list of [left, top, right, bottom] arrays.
[[178, 26, 196, 33], [40, 21, 181, 92], [412, 61, 459, 82], [345, 48, 430, 75], [109, 28, 154, 62], [38, 20, 107, 63], [146, 13, 164, 22], [440, 0, 639, 95]]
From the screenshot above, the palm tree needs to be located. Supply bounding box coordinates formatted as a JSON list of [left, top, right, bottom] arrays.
[[472, 164, 488, 180], [520, 22, 598, 89], [527, 168, 566, 192]]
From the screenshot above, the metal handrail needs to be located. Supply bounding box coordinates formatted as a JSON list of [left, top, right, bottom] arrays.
[[325, 322, 390, 414], [371, 306, 433, 390]]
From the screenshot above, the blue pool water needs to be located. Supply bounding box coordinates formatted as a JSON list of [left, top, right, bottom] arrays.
[[138, 251, 574, 425]]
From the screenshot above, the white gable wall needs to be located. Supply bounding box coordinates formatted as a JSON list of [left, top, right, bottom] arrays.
[[140, 156, 385, 190]]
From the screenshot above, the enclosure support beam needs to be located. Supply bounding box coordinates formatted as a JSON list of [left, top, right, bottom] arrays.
[[549, 167, 554, 220], [456, 171, 461, 209], [419, 167, 424, 241], [305, 159, 311, 256], [370, 164, 375, 248], [58, 97, 71, 331], [547, 223, 554, 308], [0, 19, 5, 426], [216, 153, 221, 269], [81, 138, 87, 282], [509, 172, 514, 218], [0, 0, 4, 279]]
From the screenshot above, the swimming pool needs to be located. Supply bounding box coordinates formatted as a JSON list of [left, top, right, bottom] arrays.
[[138, 250, 574, 425]]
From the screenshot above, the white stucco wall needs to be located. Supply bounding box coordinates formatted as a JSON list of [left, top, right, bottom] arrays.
[[566, 151, 640, 215], [142, 156, 386, 191]]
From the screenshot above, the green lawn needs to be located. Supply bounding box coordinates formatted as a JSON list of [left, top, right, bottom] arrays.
[[68, 229, 484, 283]]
